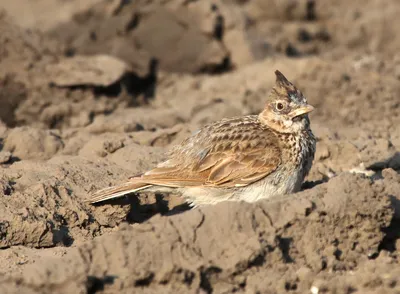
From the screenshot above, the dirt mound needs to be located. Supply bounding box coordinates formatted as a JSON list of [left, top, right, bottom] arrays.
[[0, 172, 397, 293], [0, 0, 399, 293]]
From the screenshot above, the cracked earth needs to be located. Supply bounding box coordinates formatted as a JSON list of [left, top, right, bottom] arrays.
[[0, 0, 400, 293]]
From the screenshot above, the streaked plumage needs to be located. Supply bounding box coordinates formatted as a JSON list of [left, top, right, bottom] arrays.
[[89, 70, 316, 206]]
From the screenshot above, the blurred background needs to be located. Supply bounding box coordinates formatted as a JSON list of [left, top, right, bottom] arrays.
[[0, 0, 399, 178], [0, 0, 399, 131]]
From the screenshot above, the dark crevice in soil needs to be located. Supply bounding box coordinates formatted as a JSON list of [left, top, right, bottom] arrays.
[[86, 276, 116, 294], [301, 178, 327, 190], [277, 236, 295, 263], [134, 273, 155, 287], [199, 266, 222, 294], [197, 56, 234, 75], [378, 219, 400, 253]]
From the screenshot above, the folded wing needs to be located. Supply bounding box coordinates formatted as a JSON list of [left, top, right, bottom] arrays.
[[89, 116, 281, 203]]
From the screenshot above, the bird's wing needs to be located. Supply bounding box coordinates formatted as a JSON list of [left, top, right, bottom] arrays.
[[89, 116, 281, 203], [136, 116, 282, 188]]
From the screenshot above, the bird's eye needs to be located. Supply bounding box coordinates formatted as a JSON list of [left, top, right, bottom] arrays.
[[276, 102, 285, 111]]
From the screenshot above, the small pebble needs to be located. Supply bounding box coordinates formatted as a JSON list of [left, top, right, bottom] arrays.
[[0, 151, 12, 163]]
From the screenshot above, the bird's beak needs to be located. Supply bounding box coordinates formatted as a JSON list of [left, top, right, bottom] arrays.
[[289, 104, 315, 118]]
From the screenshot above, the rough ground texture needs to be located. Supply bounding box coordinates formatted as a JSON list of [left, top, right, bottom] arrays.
[[0, 0, 399, 293]]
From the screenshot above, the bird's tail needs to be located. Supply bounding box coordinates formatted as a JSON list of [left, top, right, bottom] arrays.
[[88, 181, 152, 204]]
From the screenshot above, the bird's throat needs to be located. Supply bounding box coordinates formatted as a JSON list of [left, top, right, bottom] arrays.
[[258, 112, 293, 133]]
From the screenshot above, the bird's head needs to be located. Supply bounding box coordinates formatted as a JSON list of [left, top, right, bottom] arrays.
[[259, 70, 314, 133]]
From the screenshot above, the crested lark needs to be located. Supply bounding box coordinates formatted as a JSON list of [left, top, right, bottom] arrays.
[[89, 70, 316, 206]]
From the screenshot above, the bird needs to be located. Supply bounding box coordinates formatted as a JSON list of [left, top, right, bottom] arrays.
[[89, 70, 316, 206]]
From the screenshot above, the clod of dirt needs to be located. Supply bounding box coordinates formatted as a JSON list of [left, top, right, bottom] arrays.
[[3, 127, 64, 160], [49, 2, 230, 74], [0, 173, 395, 293], [0, 155, 136, 249], [0, 151, 12, 164], [47, 54, 129, 87]]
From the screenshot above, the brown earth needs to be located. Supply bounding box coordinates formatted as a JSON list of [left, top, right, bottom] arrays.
[[0, 0, 399, 293]]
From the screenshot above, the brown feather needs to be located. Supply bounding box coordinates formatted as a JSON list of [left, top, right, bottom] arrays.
[[130, 116, 282, 187], [88, 181, 151, 203], [88, 115, 282, 203], [88, 70, 316, 205]]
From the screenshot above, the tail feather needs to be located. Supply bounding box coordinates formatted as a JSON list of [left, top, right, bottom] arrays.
[[88, 181, 152, 204]]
